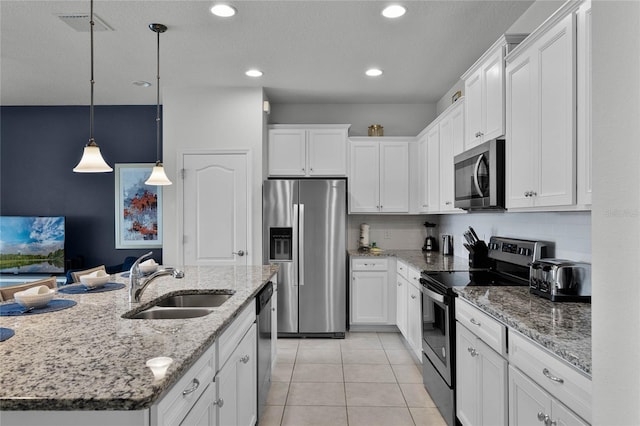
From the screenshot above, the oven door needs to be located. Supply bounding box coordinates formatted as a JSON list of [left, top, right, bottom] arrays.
[[421, 281, 452, 386]]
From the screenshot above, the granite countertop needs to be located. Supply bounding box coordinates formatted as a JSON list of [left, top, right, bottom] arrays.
[[453, 286, 591, 377], [0, 265, 277, 411], [347, 249, 470, 272]]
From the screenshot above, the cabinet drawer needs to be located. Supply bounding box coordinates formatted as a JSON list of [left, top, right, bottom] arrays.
[[217, 300, 256, 371], [509, 330, 592, 423], [352, 257, 388, 271], [396, 260, 408, 279], [153, 343, 216, 426], [455, 298, 506, 356], [407, 266, 421, 290]]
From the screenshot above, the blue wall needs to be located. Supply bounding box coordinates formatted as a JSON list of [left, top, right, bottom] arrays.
[[0, 105, 163, 271]]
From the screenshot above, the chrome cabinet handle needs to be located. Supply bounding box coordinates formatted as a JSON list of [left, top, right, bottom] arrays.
[[214, 398, 224, 407], [537, 412, 547, 423], [467, 347, 478, 357], [272, 307, 276, 311], [182, 378, 200, 396], [411, 294, 417, 299], [525, 191, 530, 197], [542, 368, 564, 384], [398, 282, 402, 286], [240, 354, 250, 364], [233, 250, 245, 256], [470, 318, 481, 327]]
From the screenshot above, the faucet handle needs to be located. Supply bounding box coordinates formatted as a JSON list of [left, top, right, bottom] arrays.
[[173, 269, 185, 279]]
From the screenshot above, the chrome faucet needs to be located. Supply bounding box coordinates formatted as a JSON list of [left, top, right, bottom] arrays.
[[129, 251, 184, 303]]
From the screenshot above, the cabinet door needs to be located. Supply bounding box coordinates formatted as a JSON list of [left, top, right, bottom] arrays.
[[426, 126, 441, 213], [180, 385, 217, 426], [506, 52, 536, 209], [451, 99, 466, 156], [551, 400, 590, 426], [534, 13, 576, 208], [379, 142, 409, 213], [271, 284, 278, 372], [576, 0, 592, 206], [216, 357, 238, 426], [351, 271, 388, 324], [477, 338, 508, 426], [438, 113, 462, 212], [308, 129, 347, 176], [509, 366, 552, 426], [406, 282, 422, 359], [482, 47, 506, 141], [349, 142, 380, 213], [396, 276, 408, 338], [417, 135, 430, 213], [268, 129, 306, 176], [456, 323, 479, 426], [465, 69, 483, 149], [236, 325, 257, 426]]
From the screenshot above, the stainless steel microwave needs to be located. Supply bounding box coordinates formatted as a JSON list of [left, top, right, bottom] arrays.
[[453, 139, 505, 210]]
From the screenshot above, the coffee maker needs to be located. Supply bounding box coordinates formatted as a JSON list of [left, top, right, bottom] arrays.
[[422, 222, 438, 252]]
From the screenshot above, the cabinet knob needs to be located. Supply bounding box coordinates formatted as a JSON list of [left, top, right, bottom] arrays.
[[272, 307, 276, 311], [310, 168, 313, 172], [524, 191, 530, 197], [240, 354, 250, 364], [302, 168, 305, 172], [182, 378, 200, 396], [411, 294, 416, 299], [537, 412, 547, 422], [467, 347, 478, 357], [214, 398, 225, 407], [445, 201, 451, 205], [398, 282, 402, 286], [531, 191, 537, 197]]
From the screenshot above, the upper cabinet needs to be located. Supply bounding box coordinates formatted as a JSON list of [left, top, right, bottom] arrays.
[[462, 35, 528, 151], [576, 0, 592, 206], [417, 99, 465, 214], [349, 138, 410, 214], [506, 2, 588, 210], [268, 124, 350, 177]]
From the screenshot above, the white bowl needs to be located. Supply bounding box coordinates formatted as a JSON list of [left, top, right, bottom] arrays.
[[80, 273, 110, 289], [15, 289, 55, 309], [139, 263, 158, 274]]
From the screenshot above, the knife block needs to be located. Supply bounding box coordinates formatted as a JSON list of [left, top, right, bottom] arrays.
[[469, 245, 490, 269]]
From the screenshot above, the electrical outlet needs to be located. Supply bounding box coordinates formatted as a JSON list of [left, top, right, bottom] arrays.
[[384, 230, 391, 240]]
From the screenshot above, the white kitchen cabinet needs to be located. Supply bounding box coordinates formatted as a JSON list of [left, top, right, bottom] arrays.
[[456, 323, 508, 426], [215, 323, 257, 426], [506, 10, 577, 209], [509, 366, 588, 426], [417, 126, 440, 213], [268, 125, 349, 177], [576, 0, 592, 206], [271, 277, 278, 373], [395, 261, 408, 337], [455, 299, 508, 426], [462, 35, 527, 150], [351, 257, 395, 325], [349, 139, 410, 213], [405, 271, 422, 360], [180, 385, 217, 426]]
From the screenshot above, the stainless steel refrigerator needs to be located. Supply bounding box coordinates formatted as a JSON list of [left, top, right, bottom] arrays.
[[263, 179, 346, 338]]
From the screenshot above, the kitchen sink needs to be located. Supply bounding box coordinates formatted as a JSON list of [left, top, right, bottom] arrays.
[[124, 307, 214, 320], [154, 291, 235, 308]]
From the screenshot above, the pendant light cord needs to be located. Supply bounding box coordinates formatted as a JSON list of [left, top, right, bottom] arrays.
[[89, 0, 95, 144], [156, 27, 161, 163]]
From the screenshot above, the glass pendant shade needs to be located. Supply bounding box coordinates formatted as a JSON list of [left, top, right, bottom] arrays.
[[145, 162, 172, 185], [73, 141, 113, 173]]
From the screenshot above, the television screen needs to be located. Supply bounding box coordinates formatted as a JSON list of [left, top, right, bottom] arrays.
[[0, 216, 65, 274]]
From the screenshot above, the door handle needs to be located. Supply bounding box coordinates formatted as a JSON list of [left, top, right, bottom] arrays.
[[299, 203, 305, 286], [233, 250, 245, 256], [473, 154, 485, 197]]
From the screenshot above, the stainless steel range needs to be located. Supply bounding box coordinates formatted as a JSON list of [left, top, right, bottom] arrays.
[[419, 236, 550, 426]]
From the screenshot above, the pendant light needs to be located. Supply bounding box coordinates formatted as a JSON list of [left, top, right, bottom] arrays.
[[145, 23, 172, 186], [73, 0, 112, 173]]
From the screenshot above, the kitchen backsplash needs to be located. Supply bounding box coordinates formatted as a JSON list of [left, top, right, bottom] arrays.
[[348, 211, 591, 263]]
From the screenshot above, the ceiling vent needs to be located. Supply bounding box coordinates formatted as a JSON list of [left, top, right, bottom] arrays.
[[57, 13, 113, 32]]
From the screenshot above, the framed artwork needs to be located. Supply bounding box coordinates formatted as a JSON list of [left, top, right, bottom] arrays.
[[114, 164, 162, 249]]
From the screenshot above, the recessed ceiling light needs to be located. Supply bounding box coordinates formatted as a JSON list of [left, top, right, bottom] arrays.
[[382, 5, 407, 19], [132, 81, 152, 87], [245, 69, 263, 77], [210, 4, 237, 18], [365, 68, 383, 77]]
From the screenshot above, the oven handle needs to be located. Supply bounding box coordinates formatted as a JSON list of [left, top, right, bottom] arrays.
[[421, 285, 445, 304]]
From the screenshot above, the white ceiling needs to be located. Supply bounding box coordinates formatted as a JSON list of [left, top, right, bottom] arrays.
[[1, 0, 534, 106]]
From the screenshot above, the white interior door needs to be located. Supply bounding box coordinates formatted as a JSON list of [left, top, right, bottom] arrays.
[[182, 153, 249, 266]]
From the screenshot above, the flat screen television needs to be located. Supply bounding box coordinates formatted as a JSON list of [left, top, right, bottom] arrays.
[[0, 216, 65, 274]]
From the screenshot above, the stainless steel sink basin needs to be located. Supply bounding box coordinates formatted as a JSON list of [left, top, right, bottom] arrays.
[[124, 307, 213, 320], [154, 291, 235, 308]]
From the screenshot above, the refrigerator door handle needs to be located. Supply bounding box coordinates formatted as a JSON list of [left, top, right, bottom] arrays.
[[293, 203, 299, 287], [298, 203, 305, 286]]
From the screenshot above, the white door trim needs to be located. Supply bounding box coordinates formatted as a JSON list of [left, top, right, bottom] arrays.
[[176, 149, 253, 266]]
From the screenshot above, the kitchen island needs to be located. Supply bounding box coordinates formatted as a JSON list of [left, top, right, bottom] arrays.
[[0, 265, 276, 418]]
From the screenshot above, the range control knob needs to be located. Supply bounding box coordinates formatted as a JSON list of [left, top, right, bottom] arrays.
[[488, 242, 500, 250], [518, 247, 531, 256]]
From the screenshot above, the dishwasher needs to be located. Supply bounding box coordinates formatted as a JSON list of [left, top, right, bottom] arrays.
[[256, 281, 273, 422]]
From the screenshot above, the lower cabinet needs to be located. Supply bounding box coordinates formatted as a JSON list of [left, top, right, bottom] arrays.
[[215, 324, 257, 426], [350, 257, 394, 326], [180, 384, 217, 426], [395, 274, 408, 337], [405, 280, 422, 360], [395, 260, 422, 360], [456, 322, 508, 426], [509, 366, 588, 426]]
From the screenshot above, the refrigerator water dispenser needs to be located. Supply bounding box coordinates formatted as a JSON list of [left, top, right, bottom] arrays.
[[269, 227, 292, 261]]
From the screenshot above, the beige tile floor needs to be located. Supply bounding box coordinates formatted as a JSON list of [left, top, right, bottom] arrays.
[[259, 332, 447, 426]]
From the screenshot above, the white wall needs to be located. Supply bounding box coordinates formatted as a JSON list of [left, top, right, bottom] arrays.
[[162, 86, 266, 266], [269, 103, 436, 137], [592, 1, 640, 424], [347, 215, 427, 251], [435, 211, 591, 262]]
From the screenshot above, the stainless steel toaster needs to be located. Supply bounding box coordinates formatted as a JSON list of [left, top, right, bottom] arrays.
[[529, 258, 591, 303]]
